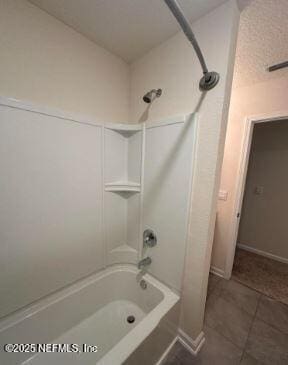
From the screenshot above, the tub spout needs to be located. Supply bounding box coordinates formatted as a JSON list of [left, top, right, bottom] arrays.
[[138, 257, 152, 270]]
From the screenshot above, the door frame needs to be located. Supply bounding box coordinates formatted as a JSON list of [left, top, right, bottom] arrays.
[[224, 111, 288, 279]]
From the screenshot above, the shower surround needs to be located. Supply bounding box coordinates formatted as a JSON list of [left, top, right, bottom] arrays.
[[0, 96, 196, 364]]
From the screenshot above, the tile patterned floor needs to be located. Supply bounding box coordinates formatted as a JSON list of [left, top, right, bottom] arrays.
[[233, 248, 288, 305], [163, 273, 288, 364]]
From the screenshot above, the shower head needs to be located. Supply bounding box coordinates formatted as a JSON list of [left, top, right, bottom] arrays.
[[143, 89, 162, 103]]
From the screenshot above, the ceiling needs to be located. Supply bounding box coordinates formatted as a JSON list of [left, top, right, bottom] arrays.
[[233, 0, 288, 88], [29, 0, 229, 63]]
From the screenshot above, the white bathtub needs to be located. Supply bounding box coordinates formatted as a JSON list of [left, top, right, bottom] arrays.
[[0, 265, 179, 365]]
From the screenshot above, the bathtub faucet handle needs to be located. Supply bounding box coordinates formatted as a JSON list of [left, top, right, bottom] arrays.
[[138, 257, 152, 270], [143, 229, 157, 248]]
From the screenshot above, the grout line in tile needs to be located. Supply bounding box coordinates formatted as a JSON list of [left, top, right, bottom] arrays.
[[251, 293, 288, 336], [240, 293, 262, 362], [205, 281, 235, 347], [231, 273, 288, 307], [205, 288, 260, 354], [204, 320, 244, 353], [211, 279, 256, 315], [171, 343, 194, 364], [256, 316, 288, 337], [205, 276, 270, 361], [232, 272, 288, 311], [207, 273, 288, 363], [231, 276, 265, 296]]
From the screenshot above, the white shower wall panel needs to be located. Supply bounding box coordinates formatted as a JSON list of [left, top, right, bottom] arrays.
[[127, 132, 142, 183], [104, 129, 127, 182], [105, 192, 127, 252], [0, 102, 104, 319], [127, 193, 141, 252], [143, 115, 196, 291]]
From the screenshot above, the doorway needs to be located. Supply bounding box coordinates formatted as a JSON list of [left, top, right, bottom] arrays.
[[225, 114, 288, 303]]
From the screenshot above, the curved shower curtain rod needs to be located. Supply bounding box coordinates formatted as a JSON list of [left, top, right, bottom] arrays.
[[164, 0, 220, 91]]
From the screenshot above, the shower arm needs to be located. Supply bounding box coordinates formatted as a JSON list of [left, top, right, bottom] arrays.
[[268, 60, 288, 72], [164, 0, 220, 91]]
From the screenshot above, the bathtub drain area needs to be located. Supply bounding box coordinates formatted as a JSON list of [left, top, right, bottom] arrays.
[[24, 300, 145, 364], [127, 315, 135, 324]]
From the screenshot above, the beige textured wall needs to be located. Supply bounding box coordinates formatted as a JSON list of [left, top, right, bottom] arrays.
[[238, 120, 288, 260], [0, 0, 129, 122], [212, 77, 288, 273], [130, 1, 239, 340]]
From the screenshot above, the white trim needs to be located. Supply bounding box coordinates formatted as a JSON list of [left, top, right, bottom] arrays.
[[138, 123, 146, 260], [210, 266, 225, 278], [157, 329, 206, 364], [105, 122, 141, 132], [156, 336, 178, 365], [101, 125, 107, 268], [145, 114, 187, 129], [177, 329, 205, 355], [0, 96, 194, 131], [224, 111, 288, 279], [104, 181, 141, 193], [0, 96, 103, 127], [183, 113, 199, 275], [237, 243, 288, 265]]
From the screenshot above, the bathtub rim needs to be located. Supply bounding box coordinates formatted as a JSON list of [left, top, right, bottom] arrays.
[[0, 264, 179, 364]]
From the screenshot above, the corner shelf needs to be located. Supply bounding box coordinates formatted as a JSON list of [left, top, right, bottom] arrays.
[[105, 181, 141, 193], [109, 244, 137, 255], [105, 123, 142, 137], [108, 244, 138, 265]]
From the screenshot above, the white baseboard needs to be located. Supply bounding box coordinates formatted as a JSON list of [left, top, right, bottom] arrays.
[[177, 329, 205, 356], [156, 336, 178, 365], [210, 265, 225, 278], [156, 329, 205, 364], [237, 243, 288, 265]]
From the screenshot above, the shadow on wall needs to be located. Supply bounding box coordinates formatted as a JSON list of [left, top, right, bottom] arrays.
[[140, 92, 207, 230], [143, 91, 207, 215], [144, 116, 193, 215], [138, 91, 207, 123], [138, 91, 207, 208], [139, 103, 152, 123]]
